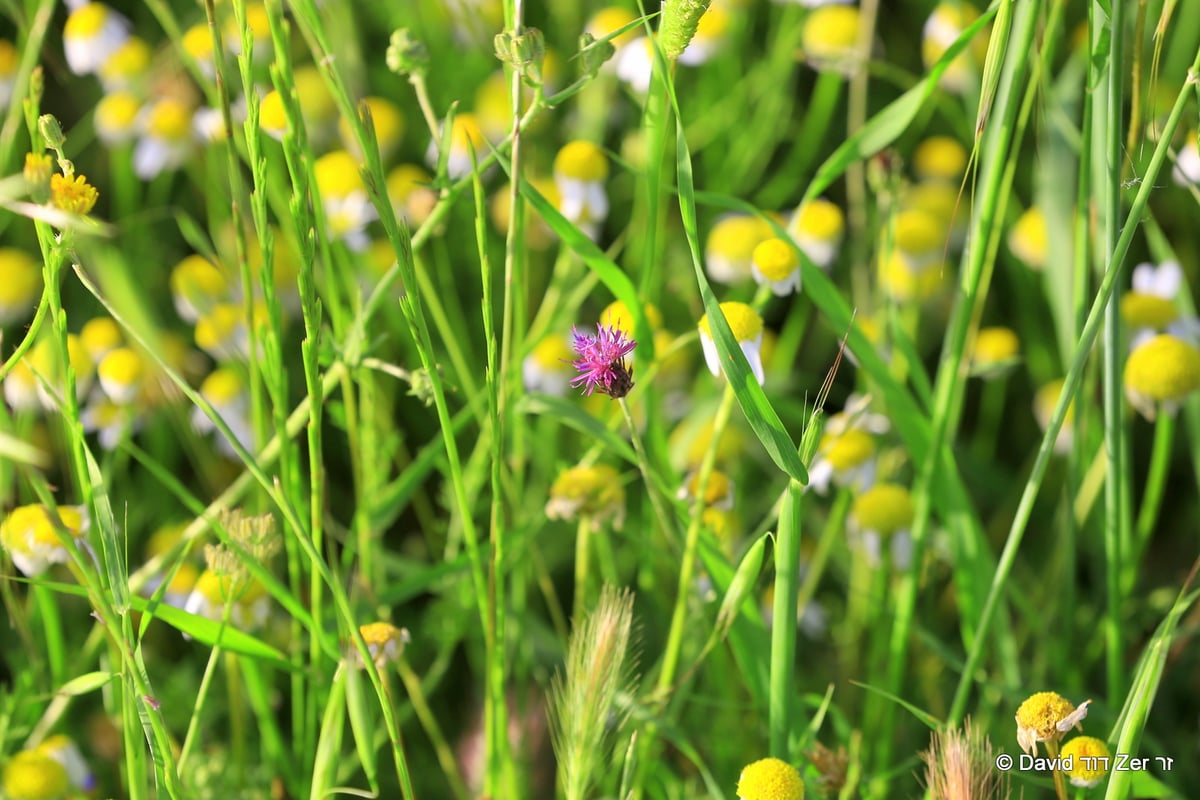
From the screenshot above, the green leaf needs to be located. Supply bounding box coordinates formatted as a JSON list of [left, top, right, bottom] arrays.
[[849, 680, 942, 730], [56, 671, 116, 696], [673, 122, 809, 485]]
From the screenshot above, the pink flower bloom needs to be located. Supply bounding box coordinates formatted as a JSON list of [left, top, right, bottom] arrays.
[[568, 323, 636, 398]]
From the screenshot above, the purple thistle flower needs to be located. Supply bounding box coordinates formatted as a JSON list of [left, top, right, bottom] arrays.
[[568, 323, 637, 398]]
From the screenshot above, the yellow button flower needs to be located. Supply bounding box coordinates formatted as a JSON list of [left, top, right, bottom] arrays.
[[1015, 692, 1090, 756], [1059, 735, 1111, 788], [752, 237, 801, 296], [0, 248, 41, 325], [789, 198, 844, 270], [913, 135, 968, 183], [736, 756, 804, 800], [554, 140, 610, 241], [707, 214, 774, 284], [1033, 378, 1076, 455], [64, 2, 130, 76], [1008, 206, 1048, 270], [801, 5, 860, 73], [2, 748, 70, 800], [97, 35, 151, 91], [352, 621, 411, 668], [523, 333, 575, 396], [545, 464, 626, 530], [970, 326, 1020, 377], [0, 503, 90, 577], [923, 2, 988, 94], [97, 346, 145, 404], [1124, 333, 1200, 421], [95, 90, 142, 145], [698, 301, 766, 386]]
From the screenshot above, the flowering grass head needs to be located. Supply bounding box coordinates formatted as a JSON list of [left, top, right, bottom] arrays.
[[568, 323, 636, 399], [1014, 692, 1090, 755]]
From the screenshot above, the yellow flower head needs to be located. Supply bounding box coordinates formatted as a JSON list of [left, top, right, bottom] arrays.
[[677, 468, 735, 510], [913, 136, 968, 183], [851, 483, 914, 536], [1008, 207, 1048, 270], [353, 621, 411, 668], [736, 757, 804, 800], [880, 251, 946, 303], [170, 254, 229, 324], [1033, 378, 1076, 455], [0, 248, 42, 326], [95, 91, 142, 145], [752, 237, 801, 296], [789, 198, 844, 269], [923, 2, 988, 94], [64, 2, 130, 76], [1121, 261, 1183, 332], [24, 153, 53, 201], [50, 173, 99, 216], [1059, 736, 1111, 788], [698, 302, 766, 386], [1, 504, 90, 577], [314, 150, 366, 198], [707, 214, 774, 284], [1124, 333, 1200, 420], [98, 35, 151, 90], [2, 749, 70, 800], [388, 163, 437, 226], [1015, 692, 1090, 755], [801, 6, 860, 73], [971, 326, 1020, 376], [97, 346, 145, 404], [555, 140, 609, 182], [545, 464, 626, 530]]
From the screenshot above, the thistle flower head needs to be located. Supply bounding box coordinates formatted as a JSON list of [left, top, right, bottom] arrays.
[[568, 323, 636, 399]]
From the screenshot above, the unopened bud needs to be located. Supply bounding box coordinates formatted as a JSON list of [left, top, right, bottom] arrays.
[[386, 28, 429, 77], [38, 114, 66, 150], [578, 32, 616, 78]]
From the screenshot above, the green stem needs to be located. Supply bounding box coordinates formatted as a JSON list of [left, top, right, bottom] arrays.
[[768, 480, 805, 757], [1129, 413, 1174, 585], [948, 36, 1200, 726], [1097, 0, 1129, 706], [574, 515, 594, 622]]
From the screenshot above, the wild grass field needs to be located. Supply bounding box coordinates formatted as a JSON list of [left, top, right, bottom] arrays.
[[1, 0, 1199, 798]]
